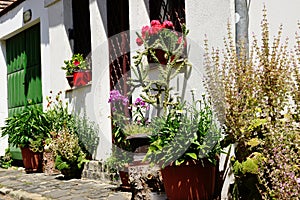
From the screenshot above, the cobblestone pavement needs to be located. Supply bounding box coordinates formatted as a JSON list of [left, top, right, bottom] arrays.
[[0, 168, 131, 200]]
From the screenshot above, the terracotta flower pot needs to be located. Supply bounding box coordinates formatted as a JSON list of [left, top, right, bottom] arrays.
[[119, 170, 131, 190], [161, 159, 217, 200], [21, 147, 43, 173], [73, 70, 92, 87]]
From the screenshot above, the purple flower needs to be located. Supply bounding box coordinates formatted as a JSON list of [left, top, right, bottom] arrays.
[[134, 97, 149, 109], [108, 90, 129, 106]]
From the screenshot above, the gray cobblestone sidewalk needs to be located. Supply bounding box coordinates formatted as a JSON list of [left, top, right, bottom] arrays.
[[0, 168, 131, 200]]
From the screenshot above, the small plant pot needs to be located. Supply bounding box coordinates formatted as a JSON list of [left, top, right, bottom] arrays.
[[73, 70, 92, 87], [119, 169, 131, 190]]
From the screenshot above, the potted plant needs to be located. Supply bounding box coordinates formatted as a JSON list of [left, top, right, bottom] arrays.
[[146, 96, 221, 200], [1, 103, 51, 173], [136, 19, 188, 65], [44, 91, 97, 176], [50, 127, 88, 179], [130, 21, 221, 199], [61, 53, 91, 87]]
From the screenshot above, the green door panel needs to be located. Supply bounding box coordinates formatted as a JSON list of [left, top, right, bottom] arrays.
[[6, 23, 42, 160]]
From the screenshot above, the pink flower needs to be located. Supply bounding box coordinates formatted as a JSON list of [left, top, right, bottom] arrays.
[[162, 20, 174, 29], [150, 20, 161, 27], [149, 25, 162, 35], [136, 37, 143, 46], [141, 26, 150, 37]]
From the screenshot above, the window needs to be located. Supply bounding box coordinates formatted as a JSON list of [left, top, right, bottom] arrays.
[[150, 0, 185, 32]]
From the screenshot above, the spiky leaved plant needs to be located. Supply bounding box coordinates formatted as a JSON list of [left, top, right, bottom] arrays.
[[204, 7, 300, 199]]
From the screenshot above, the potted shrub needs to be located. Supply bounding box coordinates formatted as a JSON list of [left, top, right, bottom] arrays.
[[1, 103, 51, 173], [144, 95, 221, 200], [45, 91, 98, 176], [50, 127, 88, 179], [61, 53, 91, 87]]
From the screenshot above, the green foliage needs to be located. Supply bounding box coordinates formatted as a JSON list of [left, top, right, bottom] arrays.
[[61, 53, 89, 76], [1, 104, 51, 151], [204, 7, 300, 199], [145, 95, 221, 167], [123, 123, 152, 136], [233, 152, 264, 175], [46, 91, 99, 159], [46, 91, 75, 132], [130, 22, 220, 168], [0, 148, 12, 169], [73, 113, 100, 159]]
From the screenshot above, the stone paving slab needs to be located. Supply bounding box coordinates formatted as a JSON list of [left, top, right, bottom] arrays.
[[0, 168, 131, 200]]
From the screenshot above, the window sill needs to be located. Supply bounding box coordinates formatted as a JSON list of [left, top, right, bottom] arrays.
[[65, 81, 92, 93]]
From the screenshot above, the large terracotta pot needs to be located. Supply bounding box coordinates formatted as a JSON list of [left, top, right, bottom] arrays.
[[21, 147, 43, 173], [161, 159, 217, 200]]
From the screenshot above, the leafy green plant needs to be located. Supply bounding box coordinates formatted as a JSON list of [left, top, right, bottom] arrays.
[[61, 53, 89, 76], [46, 91, 75, 132], [46, 91, 99, 160], [0, 148, 12, 169], [145, 94, 221, 167], [129, 21, 221, 168], [1, 103, 51, 151]]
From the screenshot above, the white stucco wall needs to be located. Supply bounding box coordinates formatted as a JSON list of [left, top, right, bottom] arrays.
[[78, 0, 112, 160], [249, 0, 300, 48], [45, 0, 73, 98]]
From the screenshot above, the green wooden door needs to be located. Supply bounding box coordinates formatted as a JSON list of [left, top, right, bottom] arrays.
[[6, 23, 42, 116], [6, 23, 42, 159]]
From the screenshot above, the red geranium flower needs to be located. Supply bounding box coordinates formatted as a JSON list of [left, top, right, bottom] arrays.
[[73, 59, 80, 67]]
